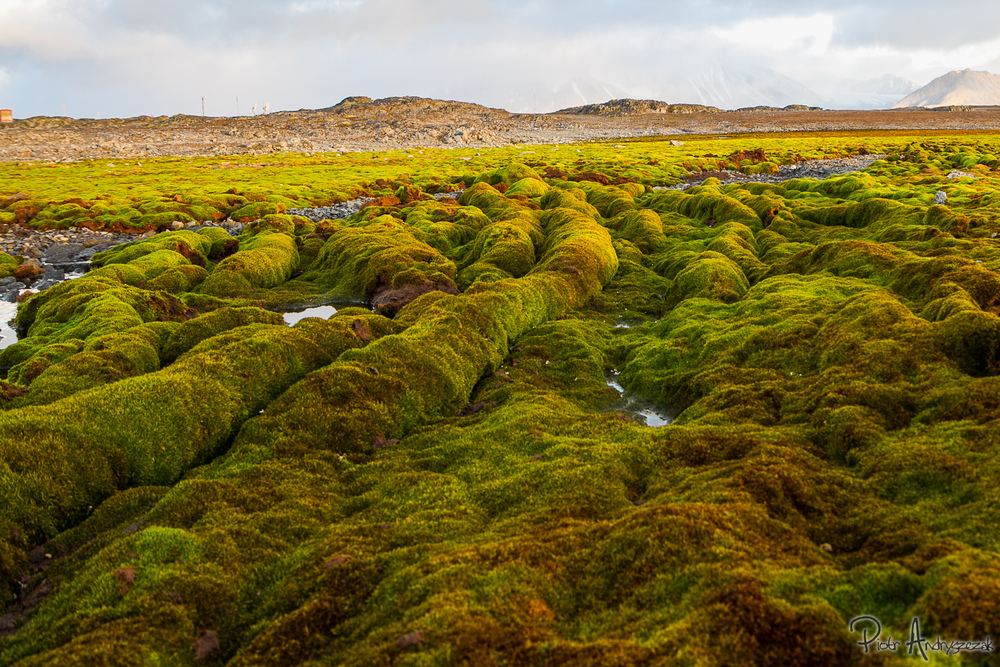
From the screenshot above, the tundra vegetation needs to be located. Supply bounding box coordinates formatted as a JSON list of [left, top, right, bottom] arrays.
[[0, 134, 999, 665]]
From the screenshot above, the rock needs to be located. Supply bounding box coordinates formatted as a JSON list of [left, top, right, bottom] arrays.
[[170, 221, 185, 231], [34, 279, 61, 291], [13, 259, 44, 284], [934, 191, 948, 205], [44, 243, 84, 264], [371, 279, 459, 317], [43, 267, 65, 282]]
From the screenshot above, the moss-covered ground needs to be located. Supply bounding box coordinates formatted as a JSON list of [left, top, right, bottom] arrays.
[[1, 135, 1000, 664]]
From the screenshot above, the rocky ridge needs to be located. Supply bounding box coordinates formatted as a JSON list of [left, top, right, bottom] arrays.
[[4, 96, 1000, 163], [894, 69, 1000, 108]]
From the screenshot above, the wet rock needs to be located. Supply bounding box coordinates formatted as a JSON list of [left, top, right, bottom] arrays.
[[42, 267, 65, 282], [371, 279, 459, 317], [43, 243, 84, 264]]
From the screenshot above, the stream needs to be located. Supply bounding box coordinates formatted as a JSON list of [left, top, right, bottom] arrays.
[[606, 370, 673, 427]]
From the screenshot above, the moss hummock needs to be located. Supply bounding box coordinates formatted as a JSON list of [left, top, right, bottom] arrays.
[[1, 144, 1000, 664]]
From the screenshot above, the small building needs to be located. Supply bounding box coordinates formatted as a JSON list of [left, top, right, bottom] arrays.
[[0, 109, 12, 123]]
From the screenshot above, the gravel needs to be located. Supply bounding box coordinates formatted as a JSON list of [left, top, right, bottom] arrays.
[[660, 154, 888, 190], [289, 189, 466, 222]]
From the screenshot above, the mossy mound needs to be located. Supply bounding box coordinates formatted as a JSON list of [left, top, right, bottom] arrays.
[[2, 149, 1000, 664]]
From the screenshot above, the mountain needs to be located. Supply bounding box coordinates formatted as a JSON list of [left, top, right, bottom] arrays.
[[655, 64, 829, 110], [854, 74, 916, 96], [555, 99, 721, 115], [507, 78, 632, 114], [893, 69, 1000, 108], [444, 77, 630, 114]]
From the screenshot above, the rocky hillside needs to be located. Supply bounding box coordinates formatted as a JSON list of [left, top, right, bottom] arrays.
[[4, 96, 1000, 163], [556, 99, 721, 116], [893, 69, 1000, 108]]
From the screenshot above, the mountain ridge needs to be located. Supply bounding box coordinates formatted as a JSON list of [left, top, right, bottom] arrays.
[[894, 69, 1000, 108]]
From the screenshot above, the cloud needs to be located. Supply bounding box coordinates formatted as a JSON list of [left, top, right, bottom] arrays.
[[1, 0, 999, 117], [713, 14, 834, 57]]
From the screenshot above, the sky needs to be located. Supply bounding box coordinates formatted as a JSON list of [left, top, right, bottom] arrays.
[[2, 0, 1000, 118]]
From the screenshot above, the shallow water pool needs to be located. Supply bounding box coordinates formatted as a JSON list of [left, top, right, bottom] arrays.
[[0, 301, 17, 350], [282, 305, 338, 326]]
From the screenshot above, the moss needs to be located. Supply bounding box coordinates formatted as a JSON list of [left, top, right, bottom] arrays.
[[0, 252, 18, 279], [161, 307, 285, 364], [230, 201, 286, 222], [11, 324, 165, 408], [240, 214, 294, 237], [666, 251, 749, 307], [475, 162, 544, 188], [456, 222, 537, 289], [612, 209, 665, 253], [647, 188, 762, 232], [583, 183, 636, 218], [307, 216, 458, 311], [18, 279, 192, 345], [6, 341, 84, 386], [5, 148, 1000, 661], [0, 316, 383, 592], [198, 232, 299, 298], [141, 264, 209, 294], [90, 231, 212, 268], [504, 177, 549, 199]]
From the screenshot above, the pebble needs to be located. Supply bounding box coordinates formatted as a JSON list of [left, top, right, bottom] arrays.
[[0, 220, 244, 295], [658, 154, 889, 190], [289, 190, 465, 222]]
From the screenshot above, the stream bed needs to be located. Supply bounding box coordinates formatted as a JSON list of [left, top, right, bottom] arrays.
[[606, 370, 673, 427]]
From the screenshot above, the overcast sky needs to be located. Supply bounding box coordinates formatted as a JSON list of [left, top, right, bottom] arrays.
[[2, 0, 1000, 118]]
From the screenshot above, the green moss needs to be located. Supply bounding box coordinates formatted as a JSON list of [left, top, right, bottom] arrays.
[[161, 307, 285, 364], [504, 177, 550, 199], [666, 251, 749, 307], [475, 162, 544, 187], [307, 216, 458, 311], [230, 201, 286, 222], [141, 264, 209, 294], [242, 214, 295, 237], [0, 252, 18, 279], [198, 232, 299, 297], [4, 146, 1000, 662], [90, 231, 212, 268], [12, 324, 165, 407]]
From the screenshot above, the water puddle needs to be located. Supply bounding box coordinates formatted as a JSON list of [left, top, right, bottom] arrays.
[[282, 305, 338, 326], [637, 410, 671, 427], [0, 301, 19, 350], [613, 314, 659, 330], [605, 370, 673, 427]]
